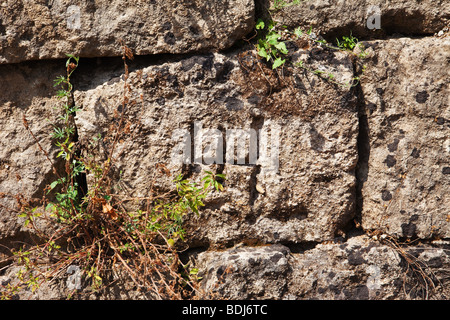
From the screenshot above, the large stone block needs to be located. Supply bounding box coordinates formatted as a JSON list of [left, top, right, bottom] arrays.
[[196, 244, 291, 299], [74, 42, 359, 247], [0, 62, 63, 241], [196, 235, 450, 299], [359, 37, 450, 239], [0, 0, 255, 64], [271, 0, 449, 40]]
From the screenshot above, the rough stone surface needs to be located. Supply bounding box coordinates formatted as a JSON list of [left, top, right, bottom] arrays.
[[74, 42, 358, 247], [0, 262, 151, 300], [196, 235, 450, 299], [0, 1, 449, 301], [272, 0, 450, 40], [0, 0, 255, 64], [0, 61, 63, 241], [196, 244, 291, 299], [358, 37, 450, 239]]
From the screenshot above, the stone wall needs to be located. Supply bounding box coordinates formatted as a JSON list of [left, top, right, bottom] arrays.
[[0, 0, 449, 299]]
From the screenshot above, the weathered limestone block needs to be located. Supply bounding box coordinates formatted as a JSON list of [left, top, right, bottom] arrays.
[[359, 37, 450, 239], [196, 235, 450, 299], [196, 244, 291, 299], [0, 0, 255, 64], [0, 62, 63, 241], [75, 43, 359, 247], [271, 0, 450, 40]]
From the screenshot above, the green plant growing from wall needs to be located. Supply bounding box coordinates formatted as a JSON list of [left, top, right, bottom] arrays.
[[336, 32, 368, 59], [255, 18, 289, 69], [1, 46, 226, 300], [252, 10, 369, 86], [336, 32, 359, 51], [47, 54, 86, 222]]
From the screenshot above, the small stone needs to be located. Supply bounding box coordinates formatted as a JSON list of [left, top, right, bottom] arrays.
[[256, 184, 265, 194]]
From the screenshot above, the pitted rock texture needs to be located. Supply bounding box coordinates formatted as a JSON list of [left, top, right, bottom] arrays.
[[0, 0, 255, 64], [0, 61, 64, 241], [196, 236, 450, 299], [0, 0, 449, 301], [358, 37, 450, 239], [271, 0, 450, 40], [196, 244, 291, 299], [74, 43, 358, 247]]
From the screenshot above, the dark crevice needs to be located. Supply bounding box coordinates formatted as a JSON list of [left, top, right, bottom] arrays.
[[215, 124, 226, 185], [216, 164, 226, 186], [179, 245, 209, 266], [248, 113, 265, 206], [281, 241, 320, 254], [354, 82, 370, 233], [68, 90, 88, 202], [324, 49, 371, 240], [180, 122, 197, 180], [248, 164, 262, 206], [323, 29, 436, 45], [70, 53, 183, 92]]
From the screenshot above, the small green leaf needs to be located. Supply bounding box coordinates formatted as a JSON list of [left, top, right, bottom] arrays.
[[274, 41, 288, 54], [53, 76, 66, 87], [255, 19, 265, 30], [56, 90, 68, 98], [49, 180, 59, 190], [294, 27, 303, 37], [257, 46, 269, 60], [190, 268, 199, 275], [272, 57, 286, 69], [270, 48, 278, 57], [266, 33, 281, 44], [268, 20, 277, 30]]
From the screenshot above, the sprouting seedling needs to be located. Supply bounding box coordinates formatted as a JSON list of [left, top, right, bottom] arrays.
[[336, 32, 359, 51], [255, 18, 289, 69], [202, 170, 226, 192]]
